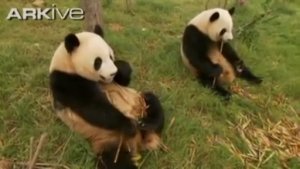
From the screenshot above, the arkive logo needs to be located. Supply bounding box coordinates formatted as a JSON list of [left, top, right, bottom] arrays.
[[6, 4, 84, 20]]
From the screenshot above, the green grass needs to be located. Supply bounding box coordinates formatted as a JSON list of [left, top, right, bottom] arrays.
[[0, 0, 299, 168]]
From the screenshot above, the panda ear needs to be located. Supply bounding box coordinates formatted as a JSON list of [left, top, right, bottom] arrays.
[[228, 7, 235, 15], [94, 25, 104, 38], [210, 12, 220, 22], [64, 33, 80, 53]]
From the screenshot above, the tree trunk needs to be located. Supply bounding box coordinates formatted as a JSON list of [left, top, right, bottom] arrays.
[[81, 0, 104, 32]]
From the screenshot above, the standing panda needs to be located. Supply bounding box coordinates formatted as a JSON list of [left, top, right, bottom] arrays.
[[181, 7, 262, 100], [49, 25, 164, 169]]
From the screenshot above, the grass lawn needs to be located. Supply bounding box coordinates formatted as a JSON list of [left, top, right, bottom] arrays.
[[0, 0, 299, 168]]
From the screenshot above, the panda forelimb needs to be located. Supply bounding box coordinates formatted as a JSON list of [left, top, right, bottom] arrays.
[[50, 70, 137, 136], [198, 75, 232, 100], [139, 92, 165, 134], [114, 60, 133, 86], [182, 25, 223, 77]]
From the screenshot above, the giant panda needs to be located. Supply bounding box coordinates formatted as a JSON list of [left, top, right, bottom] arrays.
[[49, 25, 164, 169], [181, 7, 262, 100]]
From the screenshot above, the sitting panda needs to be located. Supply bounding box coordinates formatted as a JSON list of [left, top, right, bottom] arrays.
[[49, 25, 164, 169], [181, 7, 262, 100]]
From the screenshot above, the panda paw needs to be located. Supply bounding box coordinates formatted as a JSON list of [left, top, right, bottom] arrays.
[[114, 60, 132, 86], [238, 67, 263, 85], [137, 119, 147, 129], [121, 120, 137, 137], [222, 92, 232, 101], [211, 64, 223, 77], [244, 74, 263, 85], [137, 118, 156, 131], [251, 77, 263, 85], [220, 91, 232, 101], [214, 86, 232, 101]]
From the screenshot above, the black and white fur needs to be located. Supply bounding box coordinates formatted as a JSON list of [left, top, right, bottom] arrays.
[[49, 25, 164, 169], [181, 7, 262, 100]]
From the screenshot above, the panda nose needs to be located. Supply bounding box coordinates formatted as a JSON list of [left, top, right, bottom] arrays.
[[110, 72, 117, 77]]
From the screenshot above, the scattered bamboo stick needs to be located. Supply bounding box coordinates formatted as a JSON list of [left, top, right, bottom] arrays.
[[29, 137, 34, 161], [166, 117, 175, 132], [28, 133, 48, 169], [160, 142, 170, 153], [114, 136, 124, 163], [219, 117, 300, 168], [17, 162, 71, 169], [138, 152, 151, 169], [1, 133, 72, 169], [57, 135, 72, 163]]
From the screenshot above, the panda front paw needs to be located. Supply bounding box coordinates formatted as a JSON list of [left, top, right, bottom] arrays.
[[137, 119, 154, 131], [137, 119, 147, 129], [211, 64, 223, 77], [222, 92, 232, 101], [114, 60, 132, 86], [214, 86, 232, 101], [121, 120, 137, 137]]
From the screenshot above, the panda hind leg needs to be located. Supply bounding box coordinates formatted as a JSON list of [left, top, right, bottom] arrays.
[[237, 65, 263, 84], [138, 92, 165, 134], [220, 43, 262, 85], [198, 75, 231, 101], [97, 146, 137, 169]]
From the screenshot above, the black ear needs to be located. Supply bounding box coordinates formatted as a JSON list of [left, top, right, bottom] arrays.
[[228, 7, 235, 15], [209, 12, 220, 22], [65, 34, 80, 53], [94, 25, 104, 38]]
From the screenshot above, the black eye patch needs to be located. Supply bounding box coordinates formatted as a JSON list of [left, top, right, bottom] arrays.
[[110, 55, 113, 60], [220, 28, 227, 36], [94, 57, 102, 70]]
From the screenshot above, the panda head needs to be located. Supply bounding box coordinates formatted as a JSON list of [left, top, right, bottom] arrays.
[[51, 26, 118, 83], [190, 7, 235, 42]]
